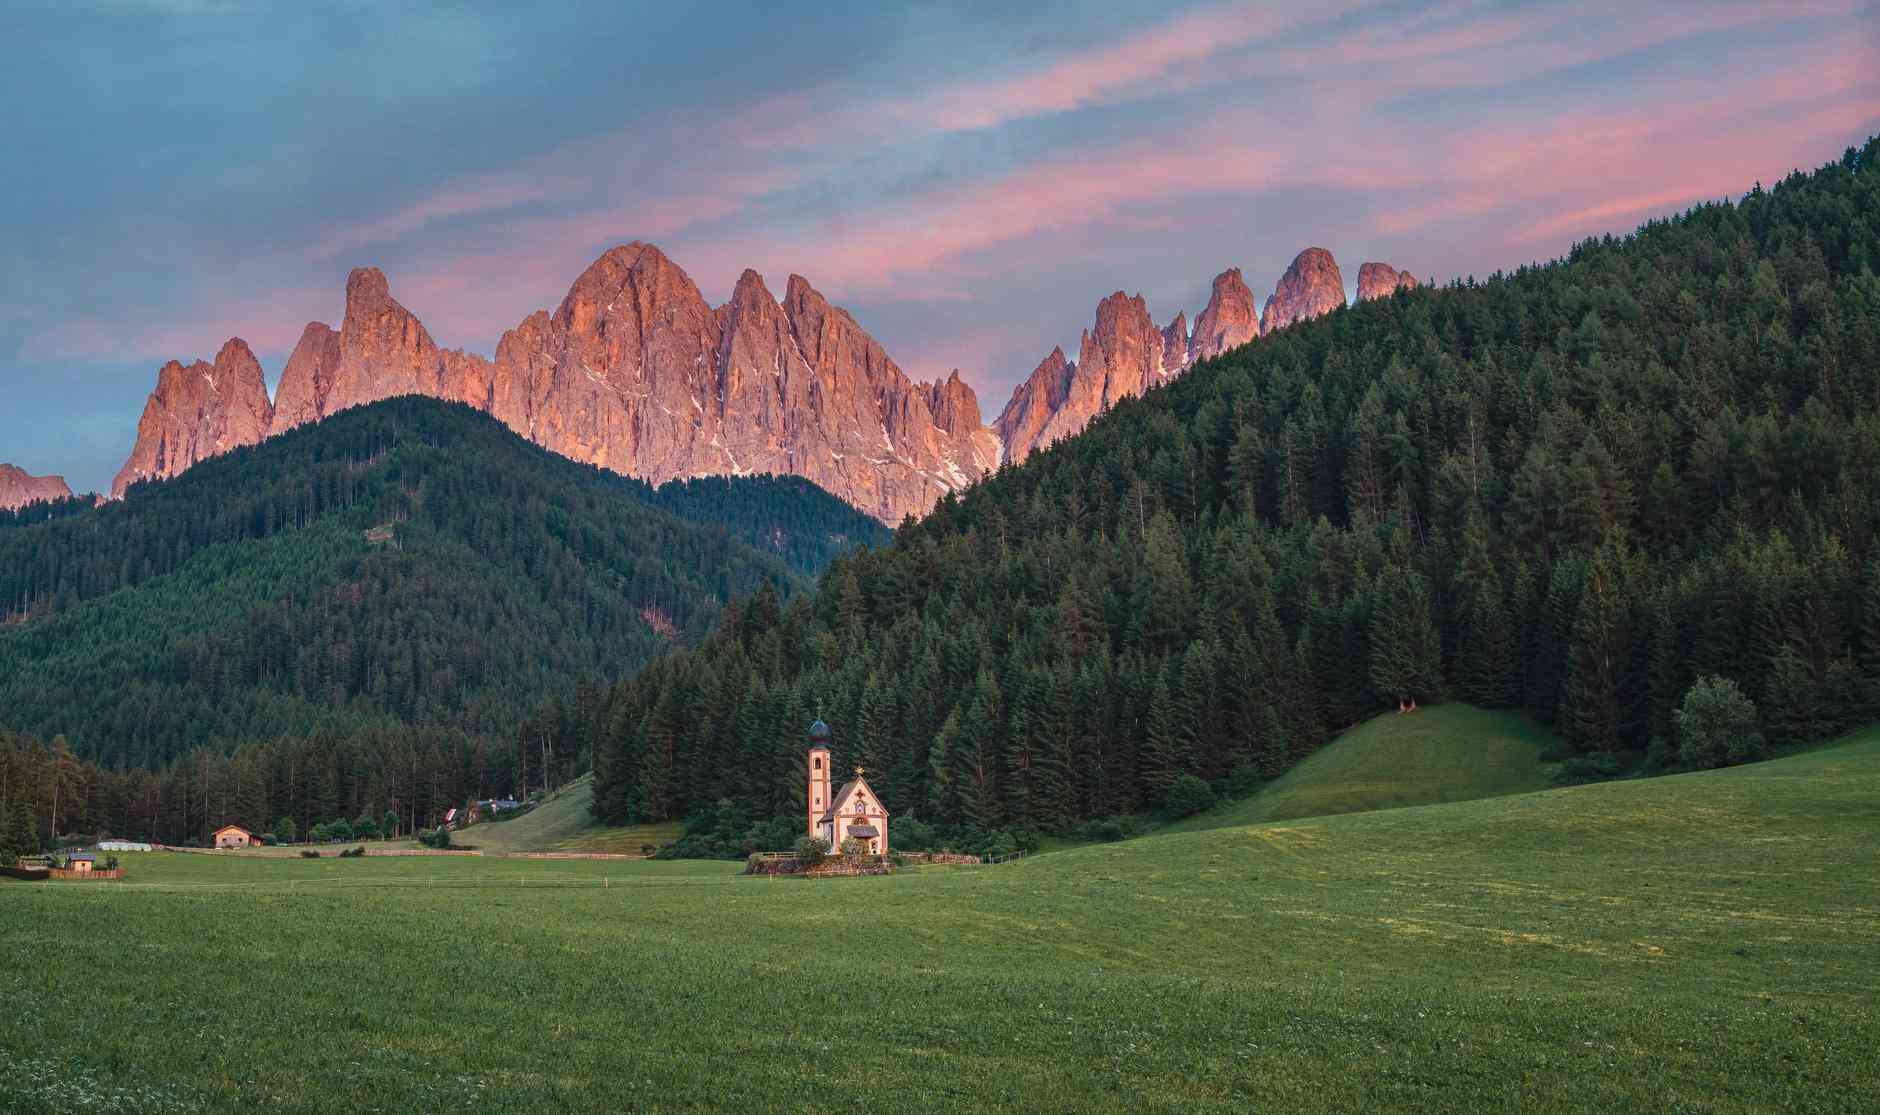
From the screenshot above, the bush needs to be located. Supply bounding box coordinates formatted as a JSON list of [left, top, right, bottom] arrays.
[[838, 836, 866, 858], [1076, 816, 1145, 843], [1677, 676, 1764, 770], [418, 826, 452, 849], [794, 835, 830, 867], [337, 846, 366, 858], [274, 817, 297, 845], [640, 844, 657, 858], [300, 849, 321, 859], [1162, 774, 1216, 818], [103, 856, 120, 871], [979, 830, 1018, 860], [1552, 752, 1622, 786], [1225, 762, 1265, 799]]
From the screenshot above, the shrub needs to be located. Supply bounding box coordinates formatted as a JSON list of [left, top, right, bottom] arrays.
[[274, 817, 297, 845], [980, 830, 1018, 860], [640, 844, 657, 858], [103, 856, 120, 871], [300, 849, 321, 859], [1552, 752, 1622, 786], [337, 846, 367, 859], [418, 826, 452, 849], [1162, 774, 1216, 818], [838, 836, 866, 859], [1225, 762, 1265, 799], [1677, 676, 1764, 770], [794, 835, 830, 867]]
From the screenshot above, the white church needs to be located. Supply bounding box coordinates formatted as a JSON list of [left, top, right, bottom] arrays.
[[805, 719, 889, 855]]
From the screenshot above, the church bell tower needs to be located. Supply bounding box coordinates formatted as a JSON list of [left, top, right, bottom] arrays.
[[806, 718, 833, 838]]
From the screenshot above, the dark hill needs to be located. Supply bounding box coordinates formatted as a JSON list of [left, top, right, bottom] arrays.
[[583, 137, 1880, 834], [0, 396, 885, 768]]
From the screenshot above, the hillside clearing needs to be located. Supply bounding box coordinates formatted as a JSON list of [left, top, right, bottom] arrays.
[[1168, 703, 1559, 833], [449, 774, 682, 854]]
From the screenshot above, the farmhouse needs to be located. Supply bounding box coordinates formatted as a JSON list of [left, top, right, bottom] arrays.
[[212, 825, 259, 849], [806, 720, 889, 855]]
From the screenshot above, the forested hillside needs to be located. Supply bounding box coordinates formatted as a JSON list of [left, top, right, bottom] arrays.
[[581, 138, 1880, 835], [0, 397, 883, 774]]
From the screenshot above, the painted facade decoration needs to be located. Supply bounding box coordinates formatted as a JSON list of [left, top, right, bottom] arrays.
[[805, 719, 890, 855]]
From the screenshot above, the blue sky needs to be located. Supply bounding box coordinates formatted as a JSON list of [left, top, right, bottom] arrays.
[[3, 0, 1876, 493]]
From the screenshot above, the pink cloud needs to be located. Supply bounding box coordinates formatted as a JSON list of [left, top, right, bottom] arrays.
[[882, 2, 1362, 133]]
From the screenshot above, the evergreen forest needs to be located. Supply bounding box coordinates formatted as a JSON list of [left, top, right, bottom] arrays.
[[576, 138, 1880, 839], [0, 399, 884, 842]]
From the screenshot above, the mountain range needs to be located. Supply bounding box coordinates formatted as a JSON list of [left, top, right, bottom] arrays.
[[0, 244, 1415, 518]]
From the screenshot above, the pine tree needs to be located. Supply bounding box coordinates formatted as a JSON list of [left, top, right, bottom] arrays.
[[1563, 544, 1631, 752], [1369, 567, 1440, 711], [1140, 666, 1190, 800]]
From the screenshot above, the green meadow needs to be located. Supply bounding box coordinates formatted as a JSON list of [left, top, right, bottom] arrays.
[[5, 717, 1878, 1113]]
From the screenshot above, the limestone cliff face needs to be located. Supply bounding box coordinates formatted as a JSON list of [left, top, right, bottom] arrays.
[[1357, 261, 1420, 301], [109, 243, 997, 522], [1259, 247, 1347, 335], [1161, 313, 1190, 375], [992, 249, 1417, 461], [999, 291, 1179, 462], [993, 346, 1075, 465], [0, 464, 73, 510], [1189, 268, 1258, 362], [271, 322, 341, 432], [110, 338, 273, 498]]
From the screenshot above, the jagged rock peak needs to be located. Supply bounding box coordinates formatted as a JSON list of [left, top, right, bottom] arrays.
[[272, 322, 342, 432], [1161, 312, 1189, 373], [0, 463, 74, 511], [1190, 267, 1258, 362], [1260, 247, 1346, 336], [105, 244, 1001, 522], [110, 337, 275, 499], [1357, 261, 1420, 301], [992, 346, 1076, 465]]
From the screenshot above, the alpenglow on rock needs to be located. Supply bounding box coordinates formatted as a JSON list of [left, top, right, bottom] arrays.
[[995, 291, 1184, 463], [1357, 261, 1421, 301], [1260, 247, 1347, 336], [0, 464, 74, 511], [108, 244, 999, 522], [992, 251, 1416, 463], [1189, 267, 1260, 363], [111, 339, 274, 498]]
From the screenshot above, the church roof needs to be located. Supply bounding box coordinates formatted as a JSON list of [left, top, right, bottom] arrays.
[[808, 719, 832, 743], [816, 775, 890, 823], [847, 825, 879, 839]]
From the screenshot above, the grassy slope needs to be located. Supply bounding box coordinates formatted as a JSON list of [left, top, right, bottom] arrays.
[[450, 774, 683, 854], [1169, 703, 1559, 834], [5, 730, 1877, 1112]]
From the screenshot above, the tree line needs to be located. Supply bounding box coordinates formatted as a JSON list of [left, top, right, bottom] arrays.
[[578, 139, 1880, 839], [0, 399, 881, 768]]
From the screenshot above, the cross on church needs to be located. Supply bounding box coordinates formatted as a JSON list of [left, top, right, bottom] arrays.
[[854, 766, 866, 778]]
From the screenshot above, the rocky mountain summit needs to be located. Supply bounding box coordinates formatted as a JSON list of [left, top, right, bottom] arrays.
[[0, 464, 74, 511], [109, 244, 998, 522], [1357, 261, 1421, 301], [997, 247, 1413, 461], [1188, 267, 1259, 363], [111, 339, 274, 498], [1258, 247, 1347, 336], [996, 291, 1185, 464]]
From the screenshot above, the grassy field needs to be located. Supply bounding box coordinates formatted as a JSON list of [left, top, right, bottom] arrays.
[[4, 722, 1877, 1112], [1169, 704, 1560, 834], [443, 774, 683, 854]]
